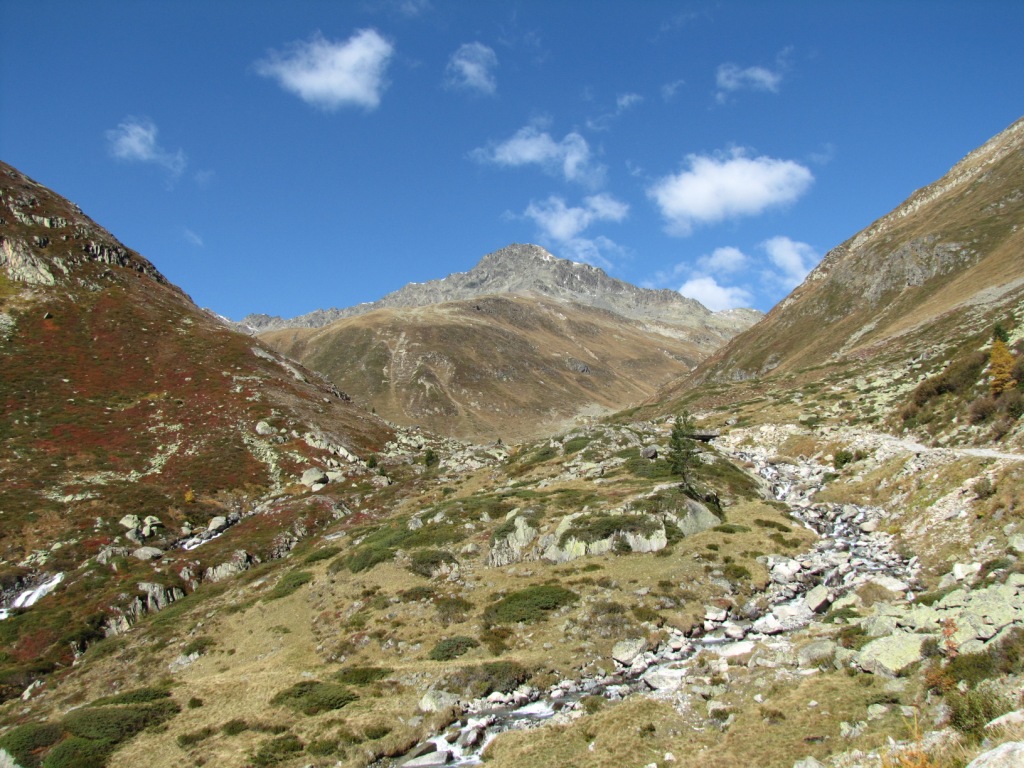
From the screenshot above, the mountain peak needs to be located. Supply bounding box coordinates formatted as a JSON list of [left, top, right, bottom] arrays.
[[241, 243, 759, 334]]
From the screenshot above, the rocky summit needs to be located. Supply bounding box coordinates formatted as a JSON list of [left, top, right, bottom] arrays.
[[1, 120, 1024, 768]]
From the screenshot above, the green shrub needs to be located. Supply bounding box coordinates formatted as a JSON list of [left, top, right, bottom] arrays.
[[442, 661, 531, 697], [559, 513, 659, 546], [399, 586, 436, 602], [183, 636, 215, 656], [363, 724, 392, 740], [306, 738, 338, 755], [187, 697, 204, 709], [270, 681, 357, 715], [947, 688, 1011, 739], [563, 436, 591, 454], [41, 736, 111, 768], [176, 726, 217, 748], [429, 636, 480, 661], [714, 524, 750, 534], [333, 666, 392, 685], [221, 718, 250, 736], [62, 700, 179, 743], [723, 563, 752, 581], [251, 733, 304, 766], [303, 546, 341, 563], [480, 626, 514, 655], [408, 549, 457, 578], [0, 721, 63, 768], [264, 570, 313, 601], [435, 595, 473, 624], [484, 585, 578, 624]]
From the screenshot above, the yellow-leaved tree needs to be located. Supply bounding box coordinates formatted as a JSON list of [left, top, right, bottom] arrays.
[[988, 338, 1017, 395]]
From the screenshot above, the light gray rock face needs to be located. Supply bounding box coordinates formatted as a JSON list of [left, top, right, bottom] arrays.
[[486, 516, 538, 567], [792, 758, 826, 768], [402, 749, 453, 767], [119, 514, 142, 530], [418, 689, 460, 713], [965, 741, 1024, 768], [207, 516, 229, 533], [612, 638, 648, 665], [203, 550, 257, 583], [670, 499, 721, 537], [132, 546, 163, 561], [855, 632, 928, 676], [300, 467, 328, 487], [803, 585, 831, 613], [255, 420, 275, 436]]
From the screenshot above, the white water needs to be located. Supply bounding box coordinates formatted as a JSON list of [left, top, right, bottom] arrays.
[[0, 572, 64, 620]]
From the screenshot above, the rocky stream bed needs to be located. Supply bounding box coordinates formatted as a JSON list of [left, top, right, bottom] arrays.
[[382, 440, 923, 767]]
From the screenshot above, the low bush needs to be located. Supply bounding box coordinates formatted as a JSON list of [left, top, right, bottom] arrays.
[[251, 733, 304, 766], [270, 681, 357, 715], [363, 723, 392, 740], [442, 661, 531, 697], [429, 636, 479, 661], [947, 688, 1011, 739], [408, 549, 457, 578], [484, 585, 578, 624], [303, 546, 341, 564], [435, 595, 473, 625], [333, 666, 392, 685], [183, 636, 215, 656], [264, 570, 313, 601], [176, 726, 217, 748], [40, 736, 111, 768], [62, 700, 179, 743], [0, 721, 63, 767]]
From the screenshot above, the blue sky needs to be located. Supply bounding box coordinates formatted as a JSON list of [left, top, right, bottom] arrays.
[[2, 1, 1023, 319]]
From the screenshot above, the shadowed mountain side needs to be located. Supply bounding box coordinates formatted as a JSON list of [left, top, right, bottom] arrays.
[[259, 294, 711, 441]]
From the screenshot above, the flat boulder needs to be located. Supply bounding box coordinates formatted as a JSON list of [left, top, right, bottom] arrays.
[[132, 546, 163, 561], [855, 632, 928, 677]]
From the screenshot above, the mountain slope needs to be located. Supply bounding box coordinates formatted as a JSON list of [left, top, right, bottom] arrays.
[[685, 116, 1024, 385], [0, 160, 394, 698], [255, 244, 761, 441], [261, 293, 716, 441], [241, 242, 761, 337]]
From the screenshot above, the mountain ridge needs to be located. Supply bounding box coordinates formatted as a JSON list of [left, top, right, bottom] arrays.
[[240, 243, 762, 337]]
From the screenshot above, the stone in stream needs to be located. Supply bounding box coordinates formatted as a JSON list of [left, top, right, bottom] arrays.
[[611, 637, 648, 665]]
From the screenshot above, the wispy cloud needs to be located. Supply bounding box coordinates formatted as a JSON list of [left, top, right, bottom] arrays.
[[255, 29, 394, 111], [105, 118, 186, 177], [715, 48, 791, 103], [521, 193, 628, 268], [586, 92, 644, 131], [473, 123, 605, 187], [445, 42, 498, 94], [183, 228, 204, 247], [647, 148, 813, 236], [660, 79, 686, 101]]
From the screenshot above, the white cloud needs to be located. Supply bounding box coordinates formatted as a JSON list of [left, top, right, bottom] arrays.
[[473, 124, 605, 186], [521, 194, 628, 268], [698, 245, 749, 273], [184, 229, 204, 247], [105, 118, 186, 176], [647, 148, 813, 236], [678, 276, 753, 312], [761, 235, 818, 288], [715, 48, 791, 103], [524, 194, 627, 241], [445, 42, 497, 94], [255, 29, 394, 111]]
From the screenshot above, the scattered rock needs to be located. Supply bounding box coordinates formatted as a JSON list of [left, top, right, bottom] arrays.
[[131, 546, 163, 561], [418, 689, 460, 713], [855, 632, 928, 677], [965, 741, 1024, 768], [300, 467, 328, 487]]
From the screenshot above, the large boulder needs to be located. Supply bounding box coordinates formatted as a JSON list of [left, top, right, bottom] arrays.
[[965, 742, 1024, 768], [611, 637, 648, 665], [855, 632, 929, 676], [418, 689, 460, 713]]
